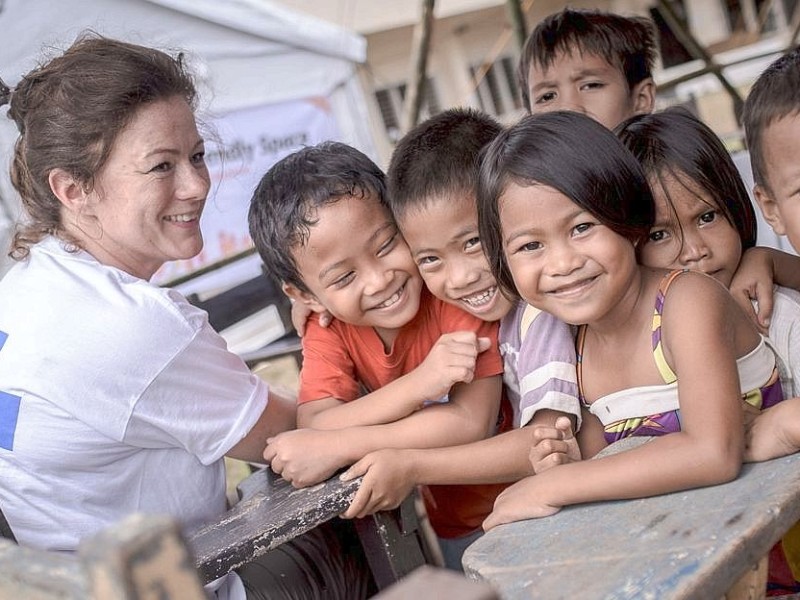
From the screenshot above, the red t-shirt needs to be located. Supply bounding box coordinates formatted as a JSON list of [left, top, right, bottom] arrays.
[[299, 287, 507, 538]]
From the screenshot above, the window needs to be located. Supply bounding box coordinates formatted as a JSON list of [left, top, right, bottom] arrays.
[[651, 1, 693, 69], [470, 56, 522, 117], [717, 0, 796, 37], [374, 78, 441, 142]]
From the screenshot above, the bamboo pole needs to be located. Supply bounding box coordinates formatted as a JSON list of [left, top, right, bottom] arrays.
[[401, 0, 436, 134], [506, 0, 527, 53]]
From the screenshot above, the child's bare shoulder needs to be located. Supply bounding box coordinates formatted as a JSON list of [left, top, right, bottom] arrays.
[[659, 269, 737, 322]]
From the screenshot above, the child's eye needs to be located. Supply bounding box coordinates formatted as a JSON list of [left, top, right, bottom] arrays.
[[515, 240, 542, 253], [464, 237, 481, 251], [332, 271, 356, 288], [648, 229, 669, 242], [699, 210, 718, 225], [572, 222, 594, 235], [417, 255, 440, 269], [377, 233, 398, 256], [535, 91, 556, 104], [580, 81, 605, 91]]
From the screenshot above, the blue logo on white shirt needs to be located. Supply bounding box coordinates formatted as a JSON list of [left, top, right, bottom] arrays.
[[0, 330, 21, 450]]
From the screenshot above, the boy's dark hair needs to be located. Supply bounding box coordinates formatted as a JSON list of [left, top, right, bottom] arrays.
[[386, 108, 502, 220], [742, 47, 800, 191], [616, 107, 757, 251], [477, 111, 654, 300], [518, 8, 658, 110], [248, 141, 387, 292]]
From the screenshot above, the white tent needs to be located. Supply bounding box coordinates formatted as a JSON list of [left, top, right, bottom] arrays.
[[0, 0, 376, 281]]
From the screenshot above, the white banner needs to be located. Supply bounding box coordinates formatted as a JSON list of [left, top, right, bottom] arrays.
[[153, 96, 339, 285]]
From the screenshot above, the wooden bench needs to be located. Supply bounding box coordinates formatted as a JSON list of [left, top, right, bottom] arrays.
[[0, 466, 430, 597], [190, 465, 429, 589], [462, 440, 800, 599], [0, 516, 490, 599]]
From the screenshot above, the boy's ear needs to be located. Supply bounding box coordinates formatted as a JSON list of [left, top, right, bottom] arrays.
[[631, 77, 656, 116], [282, 282, 328, 314], [48, 168, 89, 213], [754, 184, 786, 235]]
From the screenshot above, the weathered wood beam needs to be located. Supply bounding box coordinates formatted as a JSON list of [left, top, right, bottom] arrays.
[[787, 0, 800, 50], [656, 0, 745, 122], [506, 0, 527, 53], [401, 0, 436, 134]]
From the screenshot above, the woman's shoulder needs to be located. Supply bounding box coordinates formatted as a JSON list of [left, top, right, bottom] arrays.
[[16, 238, 205, 340]]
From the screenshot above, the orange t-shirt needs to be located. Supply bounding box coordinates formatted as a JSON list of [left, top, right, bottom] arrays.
[[299, 287, 506, 538]]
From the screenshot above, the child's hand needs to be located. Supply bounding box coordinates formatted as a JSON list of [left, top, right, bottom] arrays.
[[415, 332, 491, 403], [264, 429, 348, 487], [744, 397, 800, 463], [730, 247, 776, 333], [290, 300, 332, 337], [482, 475, 561, 531], [338, 449, 416, 519], [529, 416, 582, 473]]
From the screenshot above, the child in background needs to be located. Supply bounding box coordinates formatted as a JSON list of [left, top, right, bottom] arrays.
[[734, 46, 800, 595], [731, 47, 800, 329], [517, 7, 656, 127], [616, 108, 800, 410], [248, 141, 505, 569], [517, 7, 787, 252], [476, 111, 783, 531], [338, 108, 581, 567], [743, 47, 800, 261]]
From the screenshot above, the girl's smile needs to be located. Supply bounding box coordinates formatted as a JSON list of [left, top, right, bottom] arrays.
[[499, 182, 639, 328]]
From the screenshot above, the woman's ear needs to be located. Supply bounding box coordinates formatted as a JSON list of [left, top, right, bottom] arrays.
[[282, 282, 328, 314], [48, 169, 88, 212]]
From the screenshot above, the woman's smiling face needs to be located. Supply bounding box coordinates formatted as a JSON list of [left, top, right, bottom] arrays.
[[71, 95, 210, 279]]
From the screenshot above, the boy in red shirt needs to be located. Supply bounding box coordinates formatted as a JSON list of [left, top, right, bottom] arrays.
[[248, 141, 505, 569]]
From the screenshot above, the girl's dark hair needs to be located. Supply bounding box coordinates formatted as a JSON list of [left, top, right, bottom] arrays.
[[616, 107, 757, 251], [477, 111, 654, 299], [5, 32, 197, 260]]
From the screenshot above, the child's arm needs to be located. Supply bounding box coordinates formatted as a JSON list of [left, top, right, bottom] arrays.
[[265, 374, 503, 487], [339, 309, 583, 517], [745, 397, 800, 462], [339, 427, 535, 518], [730, 247, 800, 330], [339, 410, 579, 519], [485, 274, 745, 530], [298, 332, 491, 429]]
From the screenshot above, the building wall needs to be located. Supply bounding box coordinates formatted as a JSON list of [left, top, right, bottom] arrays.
[[272, 0, 799, 163]]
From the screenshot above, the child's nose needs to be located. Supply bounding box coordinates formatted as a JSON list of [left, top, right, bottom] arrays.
[[549, 241, 582, 275], [555, 91, 588, 116], [363, 267, 392, 295], [679, 231, 710, 264], [447, 262, 480, 290]]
